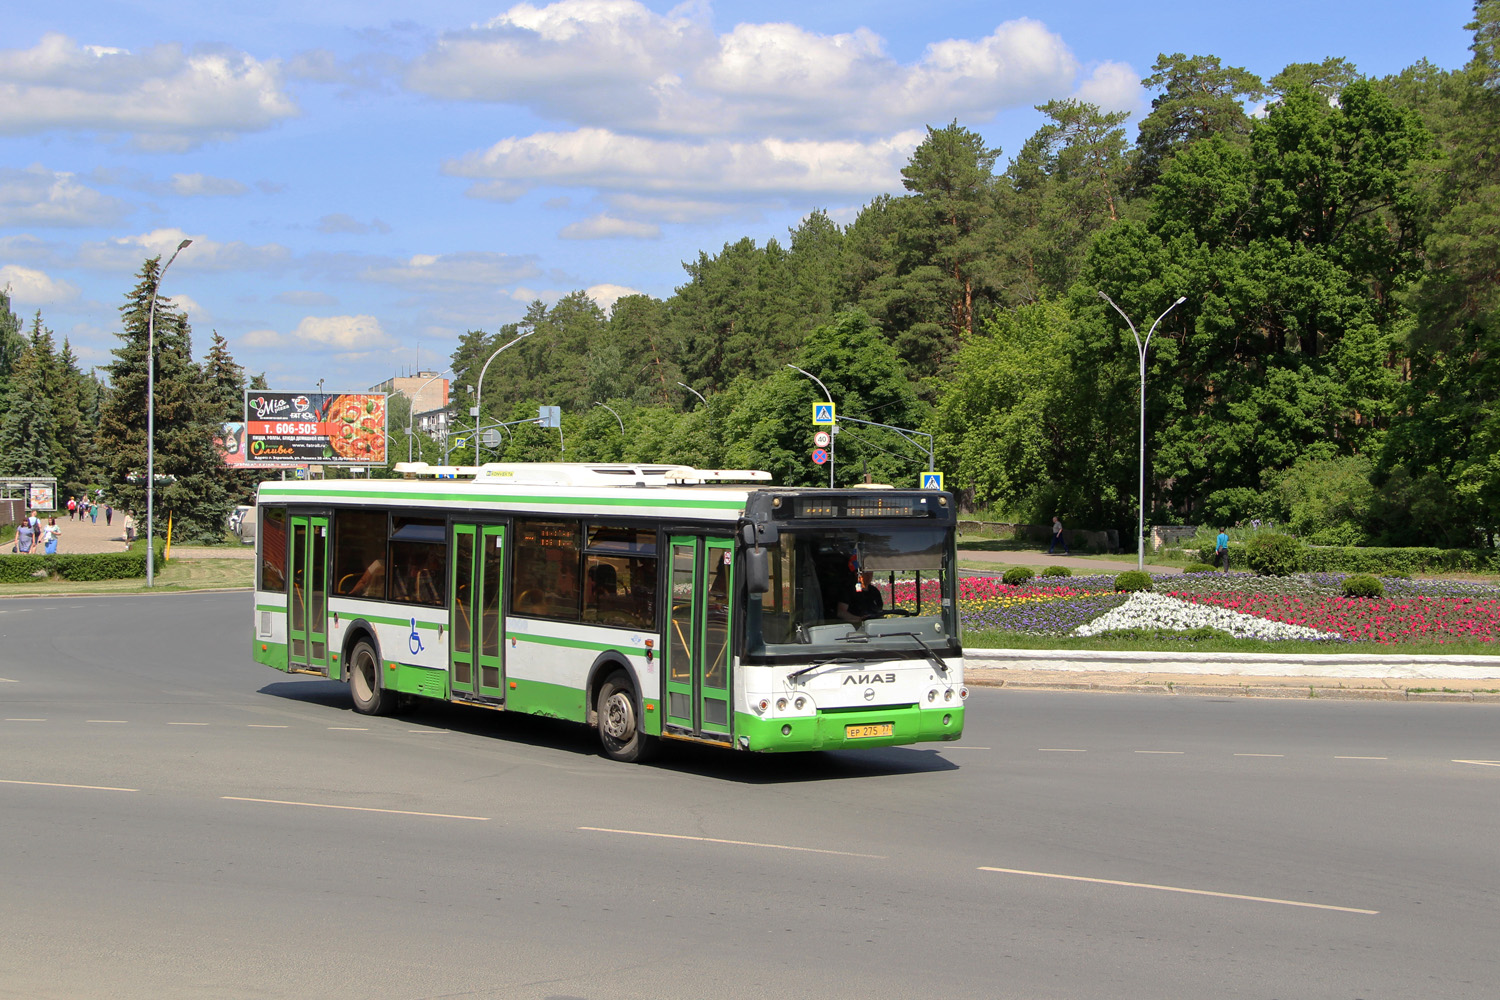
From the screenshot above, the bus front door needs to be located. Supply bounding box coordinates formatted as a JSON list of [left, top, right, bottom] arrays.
[[287, 514, 330, 676], [663, 536, 733, 742], [450, 523, 507, 702]]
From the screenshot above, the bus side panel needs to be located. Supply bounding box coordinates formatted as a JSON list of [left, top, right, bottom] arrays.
[[504, 620, 659, 725], [252, 597, 288, 672], [328, 601, 450, 697]]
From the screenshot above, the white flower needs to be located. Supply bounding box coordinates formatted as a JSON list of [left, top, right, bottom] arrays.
[[1073, 591, 1339, 641]]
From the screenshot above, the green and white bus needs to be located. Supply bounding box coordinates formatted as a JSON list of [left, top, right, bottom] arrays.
[[252, 463, 966, 761]]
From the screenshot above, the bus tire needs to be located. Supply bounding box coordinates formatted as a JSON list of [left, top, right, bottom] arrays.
[[348, 639, 392, 716], [596, 672, 653, 763]]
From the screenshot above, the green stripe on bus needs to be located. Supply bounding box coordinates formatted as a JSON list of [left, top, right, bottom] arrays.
[[258, 486, 745, 510], [507, 631, 650, 657]]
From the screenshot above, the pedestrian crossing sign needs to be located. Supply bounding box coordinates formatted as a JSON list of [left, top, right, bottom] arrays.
[[812, 403, 836, 426], [920, 472, 944, 490]]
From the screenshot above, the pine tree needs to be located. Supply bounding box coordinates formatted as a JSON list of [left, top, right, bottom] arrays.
[[98, 257, 235, 544], [0, 324, 59, 478]]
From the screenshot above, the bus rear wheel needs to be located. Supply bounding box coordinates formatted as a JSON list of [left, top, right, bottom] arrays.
[[596, 672, 653, 763], [349, 639, 392, 716]]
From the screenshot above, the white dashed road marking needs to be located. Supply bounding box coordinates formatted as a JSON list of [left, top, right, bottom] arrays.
[[222, 796, 489, 821], [580, 826, 886, 858], [1, 778, 137, 792], [978, 866, 1379, 915]]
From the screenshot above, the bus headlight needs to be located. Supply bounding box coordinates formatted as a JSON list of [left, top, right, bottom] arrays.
[[960, 687, 969, 701], [944, 689, 954, 702], [757, 698, 770, 714], [776, 697, 788, 711], [793, 696, 806, 711], [927, 689, 937, 703]]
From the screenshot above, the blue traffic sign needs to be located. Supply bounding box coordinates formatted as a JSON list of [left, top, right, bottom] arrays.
[[812, 448, 829, 465], [920, 472, 944, 490], [812, 403, 836, 426]]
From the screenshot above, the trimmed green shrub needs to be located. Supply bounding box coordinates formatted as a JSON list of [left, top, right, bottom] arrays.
[[0, 539, 164, 584], [1040, 565, 1072, 578], [1002, 566, 1035, 586], [1342, 574, 1384, 598], [1182, 562, 1216, 574], [1245, 532, 1304, 576], [1113, 570, 1154, 592], [1301, 546, 1500, 576]]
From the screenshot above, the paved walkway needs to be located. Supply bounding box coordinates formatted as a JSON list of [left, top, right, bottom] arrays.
[[960, 547, 1184, 575], [29, 511, 253, 559]]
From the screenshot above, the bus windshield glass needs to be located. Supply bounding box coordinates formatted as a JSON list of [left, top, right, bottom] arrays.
[[744, 524, 957, 659]]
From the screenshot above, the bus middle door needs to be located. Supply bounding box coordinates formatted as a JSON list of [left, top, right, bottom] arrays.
[[287, 513, 330, 676], [450, 523, 507, 702], [663, 536, 733, 742]]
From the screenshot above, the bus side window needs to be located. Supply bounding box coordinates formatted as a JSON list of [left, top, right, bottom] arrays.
[[259, 507, 287, 593], [512, 519, 582, 621], [332, 510, 387, 598]]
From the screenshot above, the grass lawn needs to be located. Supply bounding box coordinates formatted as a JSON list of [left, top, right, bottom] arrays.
[[0, 557, 252, 597]]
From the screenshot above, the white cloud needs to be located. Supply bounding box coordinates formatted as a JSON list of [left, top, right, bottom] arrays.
[[246, 315, 395, 352], [316, 213, 392, 235], [1073, 61, 1146, 115], [559, 213, 659, 239], [408, 5, 1077, 138], [446, 127, 923, 203], [0, 33, 298, 149], [0, 265, 81, 306], [74, 228, 293, 272], [585, 283, 639, 312], [359, 251, 543, 291], [0, 164, 131, 227], [171, 173, 249, 197]]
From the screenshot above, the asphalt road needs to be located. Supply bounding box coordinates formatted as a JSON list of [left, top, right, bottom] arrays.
[[2, 593, 1498, 999]]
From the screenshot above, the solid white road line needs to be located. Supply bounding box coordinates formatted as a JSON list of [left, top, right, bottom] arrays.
[[1, 778, 137, 792], [4, 718, 45, 722], [580, 826, 885, 858], [222, 796, 489, 821], [978, 866, 1378, 914]]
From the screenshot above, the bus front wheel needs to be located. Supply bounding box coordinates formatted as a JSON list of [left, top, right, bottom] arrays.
[[349, 639, 392, 716], [596, 673, 653, 763]]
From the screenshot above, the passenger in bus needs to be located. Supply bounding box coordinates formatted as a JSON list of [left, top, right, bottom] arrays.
[[350, 558, 385, 598]]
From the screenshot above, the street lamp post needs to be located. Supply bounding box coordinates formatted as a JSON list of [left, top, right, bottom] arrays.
[[594, 401, 625, 436], [473, 332, 533, 465], [146, 238, 192, 588], [786, 364, 835, 488], [676, 382, 706, 408], [1098, 291, 1187, 571]]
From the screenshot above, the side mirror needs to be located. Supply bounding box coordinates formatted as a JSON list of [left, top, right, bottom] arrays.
[[745, 546, 770, 595]]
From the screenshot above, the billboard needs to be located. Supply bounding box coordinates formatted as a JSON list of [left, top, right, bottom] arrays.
[[244, 391, 388, 466]]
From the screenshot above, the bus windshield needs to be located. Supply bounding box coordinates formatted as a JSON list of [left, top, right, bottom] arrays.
[[744, 524, 958, 660]]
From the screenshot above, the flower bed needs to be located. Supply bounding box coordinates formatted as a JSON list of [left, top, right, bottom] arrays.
[[956, 572, 1500, 645]]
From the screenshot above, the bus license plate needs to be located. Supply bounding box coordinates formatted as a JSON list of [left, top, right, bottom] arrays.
[[846, 723, 893, 739]]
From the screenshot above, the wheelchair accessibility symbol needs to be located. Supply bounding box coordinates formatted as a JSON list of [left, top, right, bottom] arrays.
[[408, 617, 424, 655]]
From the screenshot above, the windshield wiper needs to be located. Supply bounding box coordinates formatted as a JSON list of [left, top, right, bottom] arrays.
[[882, 631, 949, 675], [787, 656, 862, 683]]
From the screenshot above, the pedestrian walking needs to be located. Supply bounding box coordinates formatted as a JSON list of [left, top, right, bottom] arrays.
[[42, 517, 61, 555], [1047, 515, 1070, 556], [123, 513, 136, 544], [1215, 529, 1230, 572], [105, 505, 113, 527], [67, 497, 77, 520], [16, 518, 35, 554], [89, 503, 98, 524]]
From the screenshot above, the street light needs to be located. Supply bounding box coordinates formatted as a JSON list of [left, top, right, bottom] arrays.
[[594, 401, 625, 436], [1098, 291, 1187, 571], [786, 364, 835, 488], [473, 331, 533, 465], [676, 381, 707, 407], [146, 238, 192, 588]]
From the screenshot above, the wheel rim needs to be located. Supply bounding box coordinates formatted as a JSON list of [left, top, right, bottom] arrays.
[[602, 690, 635, 745], [353, 649, 375, 703]]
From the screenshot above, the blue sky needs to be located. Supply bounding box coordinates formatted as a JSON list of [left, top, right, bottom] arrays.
[[0, 1, 1476, 395]]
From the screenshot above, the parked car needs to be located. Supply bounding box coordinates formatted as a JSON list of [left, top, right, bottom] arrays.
[[228, 505, 255, 545]]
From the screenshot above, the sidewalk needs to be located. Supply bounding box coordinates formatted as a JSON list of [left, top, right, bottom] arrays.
[[37, 509, 129, 553], [959, 548, 1183, 576], [966, 649, 1500, 701]]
